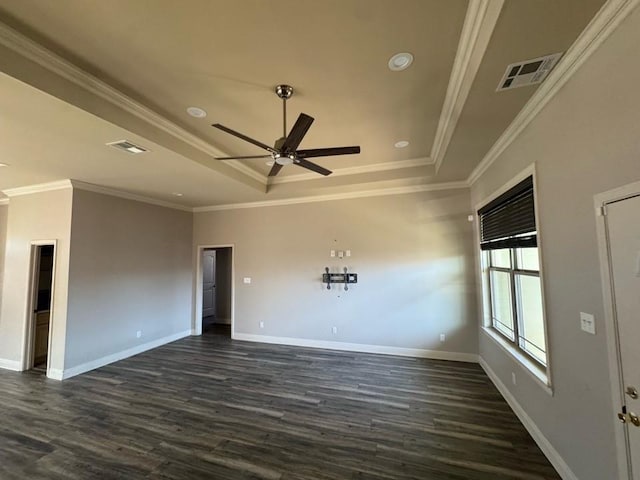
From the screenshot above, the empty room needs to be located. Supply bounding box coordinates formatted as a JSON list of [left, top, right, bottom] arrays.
[[0, 1, 639, 479]]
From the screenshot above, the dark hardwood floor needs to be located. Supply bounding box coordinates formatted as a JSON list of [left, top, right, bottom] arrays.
[[0, 331, 560, 480]]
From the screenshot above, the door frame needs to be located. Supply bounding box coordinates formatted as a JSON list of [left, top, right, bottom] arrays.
[[22, 240, 58, 377], [594, 180, 640, 480], [193, 244, 234, 337]]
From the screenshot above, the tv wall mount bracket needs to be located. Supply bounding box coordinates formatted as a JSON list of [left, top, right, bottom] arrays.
[[323, 267, 358, 290]]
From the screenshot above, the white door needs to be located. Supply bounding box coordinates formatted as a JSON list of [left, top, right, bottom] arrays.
[[202, 251, 216, 318], [606, 194, 640, 479]]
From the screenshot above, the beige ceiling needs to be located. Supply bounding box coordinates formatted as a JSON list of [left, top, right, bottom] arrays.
[[0, 0, 607, 206]]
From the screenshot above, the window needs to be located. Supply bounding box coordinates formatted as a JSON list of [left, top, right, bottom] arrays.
[[478, 176, 548, 369]]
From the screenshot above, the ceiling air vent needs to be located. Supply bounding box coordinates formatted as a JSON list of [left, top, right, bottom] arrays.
[[496, 52, 563, 91], [106, 140, 149, 154]]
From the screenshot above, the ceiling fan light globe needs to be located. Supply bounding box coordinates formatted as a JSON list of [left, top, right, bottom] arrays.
[[276, 156, 294, 166]]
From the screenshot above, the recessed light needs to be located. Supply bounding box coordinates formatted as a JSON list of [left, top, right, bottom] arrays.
[[187, 106, 207, 118], [388, 52, 414, 71], [394, 140, 410, 148], [172, 192, 184, 197]]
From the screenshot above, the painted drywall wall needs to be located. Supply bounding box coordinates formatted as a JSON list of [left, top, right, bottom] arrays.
[[0, 204, 7, 314], [65, 189, 193, 371], [470, 6, 640, 480], [0, 189, 72, 372], [194, 189, 478, 355]]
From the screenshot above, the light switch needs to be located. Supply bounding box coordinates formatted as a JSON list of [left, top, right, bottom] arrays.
[[330, 250, 336, 258], [346, 250, 351, 257], [580, 312, 596, 335], [243, 277, 252, 284]]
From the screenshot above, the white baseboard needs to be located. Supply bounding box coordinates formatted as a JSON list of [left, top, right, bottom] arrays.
[[479, 357, 578, 480], [232, 333, 478, 363], [0, 358, 22, 371], [47, 368, 64, 380], [54, 330, 191, 380]]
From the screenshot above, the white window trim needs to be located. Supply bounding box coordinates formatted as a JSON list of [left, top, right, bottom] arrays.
[[473, 163, 553, 393]]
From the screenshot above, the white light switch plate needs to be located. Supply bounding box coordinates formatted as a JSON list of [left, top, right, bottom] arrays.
[[580, 312, 596, 335], [243, 277, 252, 284]]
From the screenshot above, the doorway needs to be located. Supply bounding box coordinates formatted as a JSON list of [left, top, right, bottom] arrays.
[[199, 246, 233, 336], [28, 244, 55, 374], [596, 186, 640, 480]]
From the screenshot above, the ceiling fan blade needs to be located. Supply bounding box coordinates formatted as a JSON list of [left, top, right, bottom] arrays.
[[296, 146, 360, 158], [212, 124, 276, 153], [295, 158, 332, 176], [268, 162, 284, 177], [280, 113, 314, 153], [215, 155, 272, 160]]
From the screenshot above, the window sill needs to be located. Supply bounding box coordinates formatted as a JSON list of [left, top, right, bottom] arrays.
[[481, 327, 553, 396]]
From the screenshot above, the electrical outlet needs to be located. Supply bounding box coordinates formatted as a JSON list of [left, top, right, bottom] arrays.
[[259, 321, 264, 329], [346, 250, 351, 257], [512, 372, 517, 385], [330, 250, 336, 257], [332, 326, 338, 334], [439, 333, 446, 342], [580, 312, 596, 335], [136, 330, 142, 339], [338, 250, 344, 258]]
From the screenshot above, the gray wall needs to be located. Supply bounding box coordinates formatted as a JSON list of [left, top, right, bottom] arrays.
[[65, 189, 193, 370], [0, 204, 7, 314], [0, 189, 73, 372], [194, 189, 478, 355], [470, 7, 640, 480]]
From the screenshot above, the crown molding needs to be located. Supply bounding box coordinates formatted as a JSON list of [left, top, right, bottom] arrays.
[[194, 181, 469, 212], [2, 180, 73, 197], [467, 0, 640, 186], [432, 0, 504, 174], [69, 180, 192, 212], [0, 198, 9, 205], [0, 22, 266, 186], [268, 157, 434, 185]]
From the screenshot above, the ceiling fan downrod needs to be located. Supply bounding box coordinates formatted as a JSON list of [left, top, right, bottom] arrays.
[[275, 84, 293, 138]]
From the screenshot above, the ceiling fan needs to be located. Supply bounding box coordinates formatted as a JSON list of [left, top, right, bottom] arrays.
[[212, 85, 360, 177]]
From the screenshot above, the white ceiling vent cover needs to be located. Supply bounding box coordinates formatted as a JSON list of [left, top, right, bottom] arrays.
[[497, 52, 563, 91], [106, 140, 149, 154]]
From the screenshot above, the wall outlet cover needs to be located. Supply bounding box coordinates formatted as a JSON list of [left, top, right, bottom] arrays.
[[243, 277, 252, 284], [259, 321, 264, 329], [439, 333, 445, 342], [332, 326, 338, 334], [580, 312, 596, 334], [136, 330, 142, 338]]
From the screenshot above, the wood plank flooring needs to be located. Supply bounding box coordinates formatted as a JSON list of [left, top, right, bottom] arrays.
[[0, 329, 561, 479]]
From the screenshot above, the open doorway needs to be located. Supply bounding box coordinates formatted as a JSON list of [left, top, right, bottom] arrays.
[[201, 246, 233, 337], [27, 243, 55, 374]]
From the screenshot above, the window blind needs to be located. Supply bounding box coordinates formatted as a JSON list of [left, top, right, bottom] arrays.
[[478, 176, 537, 251]]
